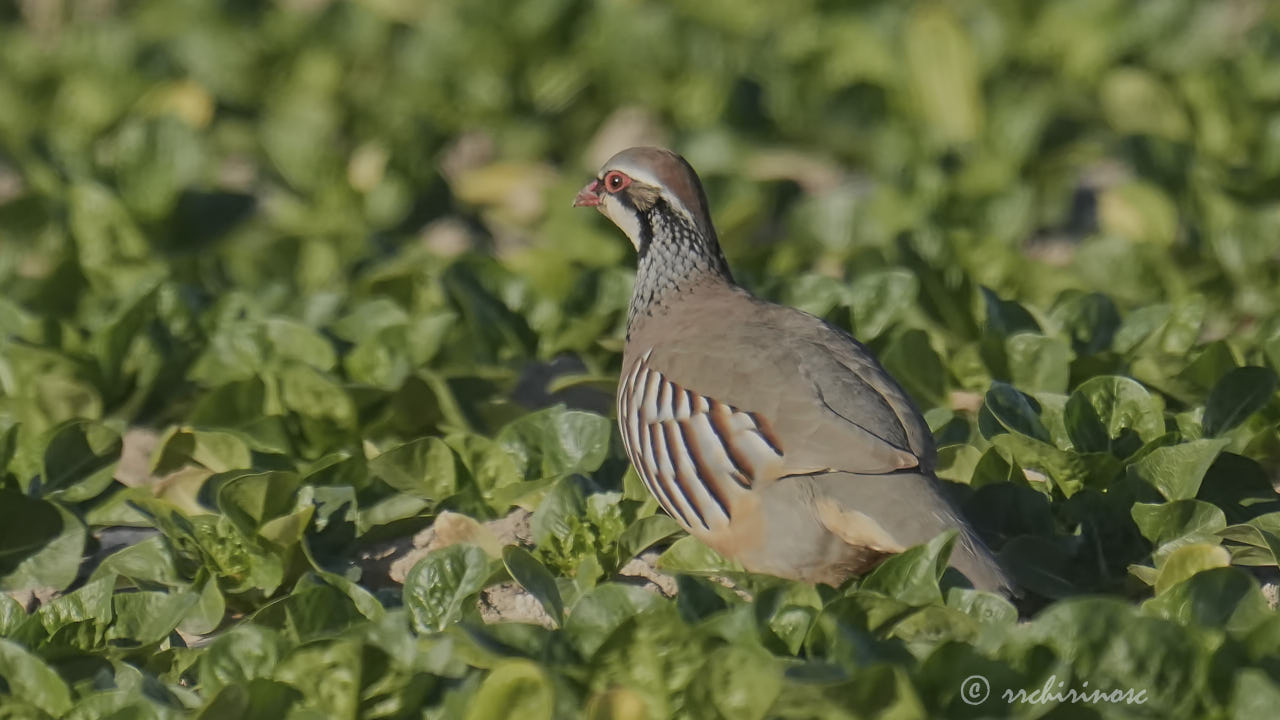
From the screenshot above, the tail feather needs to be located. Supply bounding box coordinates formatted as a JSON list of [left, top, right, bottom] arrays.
[[948, 521, 1019, 598], [809, 470, 1020, 598]]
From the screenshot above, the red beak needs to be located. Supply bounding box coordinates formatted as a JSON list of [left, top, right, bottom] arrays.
[[573, 179, 602, 207]]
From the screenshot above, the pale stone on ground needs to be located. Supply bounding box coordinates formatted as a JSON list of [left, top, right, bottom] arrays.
[[115, 428, 162, 487], [367, 507, 683, 625], [1263, 581, 1279, 610], [618, 550, 678, 598], [379, 508, 533, 585], [479, 582, 557, 629]]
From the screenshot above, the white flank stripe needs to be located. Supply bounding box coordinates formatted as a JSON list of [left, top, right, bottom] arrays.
[[674, 388, 690, 419], [657, 378, 673, 420], [688, 412, 733, 478], [616, 351, 785, 534], [641, 368, 661, 419], [669, 421, 728, 523], [652, 421, 701, 527], [638, 421, 678, 520]]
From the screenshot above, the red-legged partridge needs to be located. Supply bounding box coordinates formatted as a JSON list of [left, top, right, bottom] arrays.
[[574, 147, 1015, 596]]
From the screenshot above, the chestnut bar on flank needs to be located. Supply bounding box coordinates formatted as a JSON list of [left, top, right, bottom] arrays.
[[575, 146, 1015, 595]]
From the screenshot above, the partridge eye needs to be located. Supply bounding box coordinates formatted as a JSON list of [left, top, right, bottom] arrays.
[[604, 171, 629, 192]]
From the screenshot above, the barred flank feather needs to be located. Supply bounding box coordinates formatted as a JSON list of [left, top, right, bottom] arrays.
[[617, 350, 782, 535]]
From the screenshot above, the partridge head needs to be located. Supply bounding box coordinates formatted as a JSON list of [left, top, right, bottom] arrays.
[[575, 147, 1016, 596]]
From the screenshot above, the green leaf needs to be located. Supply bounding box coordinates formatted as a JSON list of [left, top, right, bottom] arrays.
[[1160, 296, 1209, 355], [1005, 333, 1071, 394], [0, 594, 24, 636], [1246, 512, 1280, 536], [0, 500, 86, 593], [35, 574, 115, 637], [1063, 388, 1111, 454], [39, 420, 122, 502], [279, 363, 356, 427], [331, 298, 409, 343], [358, 493, 429, 531], [700, 645, 783, 720], [980, 287, 1040, 337], [368, 436, 459, 502], [441, 259, 537, 362], [250, 579, 366, 643], [107, 590, 198, 645], [1114, 304, 1171, 355], [1128, 438, 1230, 501], [530, 476, 587, 547], [259, 503, 313, 548], [616, 514, 682, 561], [345, 325, 413, 389], [301, 570, 385, 624], [656, 536, 744, 577], [847, 269, 918, 340], [782, 273, 847, 318], [1203, 366, 1278, 437], [502, 546, 564, 627], [981, 382, 1051, 442], [1098, 181, 1180, 246], [181, 574, 227, 636], [1066, 375, 1166, 451], [564, 583, 663, 658], [1101, 69, 1190, 142], [934, 444, 982, 485], [0, 489, 63, 579], [0, 638, 73, 716], [1219, 524, 1280, 566], [1131, 500, 1226, 555], [860, 531, 956, 606], [887, 605, 982, 658], [968, 447, 1020, 488], [196, 618, 280, 693], [1153, 543, 1231, 595], [944, 588, 1018, 626], [269, 638, 362, 719], [674, 575, 729, 625], [216, 471, 302, 534], [464, 659, 554, 720], [89, 534, 181, 587], [152, 427, 253, 475], [754, 582, 823, 655], [1230, 669, 1280, 720], [1050, 291, 1120, 356], [497, 406, 612, 481], [403, 543, 494, 632], [91, 283, 159, 391], [1144, 567, 1272, 634], [991, 432, 1122, 497], [904, 2, 982, 146], [263, 318, 336, 371], [1177, 340, 1239, 398], [197, 678, 302, 720], [446, 434, 522, 510], [880, 328, 947, 409], [1018, 598, 1203, 716]]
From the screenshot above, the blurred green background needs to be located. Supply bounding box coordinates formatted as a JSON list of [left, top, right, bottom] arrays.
[[5, 1, 1280, 718], [5, 0, 1280, 433]]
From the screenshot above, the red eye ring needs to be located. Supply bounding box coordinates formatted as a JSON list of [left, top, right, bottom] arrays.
[[603, 170, 631, 193]]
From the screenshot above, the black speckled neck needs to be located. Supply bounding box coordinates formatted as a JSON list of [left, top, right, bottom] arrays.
[[627, 201, 733, 332]]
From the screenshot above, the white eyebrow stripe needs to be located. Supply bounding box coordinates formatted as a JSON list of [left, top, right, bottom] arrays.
[[606, 164, 697, 226]]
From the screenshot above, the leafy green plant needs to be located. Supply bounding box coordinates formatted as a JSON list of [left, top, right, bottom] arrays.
[[4, 0, 1280, 717]]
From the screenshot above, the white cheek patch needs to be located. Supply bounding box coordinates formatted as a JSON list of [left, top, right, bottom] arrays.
[[602, 195, 644, 250]]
